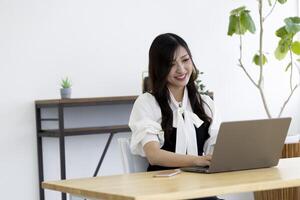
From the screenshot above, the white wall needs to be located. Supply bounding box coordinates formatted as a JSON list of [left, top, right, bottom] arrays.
[[0, 0, 299, 200]]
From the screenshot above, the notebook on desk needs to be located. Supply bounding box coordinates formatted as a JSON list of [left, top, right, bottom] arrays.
[[181, 118, 291, 173]]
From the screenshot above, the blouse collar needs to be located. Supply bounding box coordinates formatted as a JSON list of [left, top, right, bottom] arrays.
[[168, 87, 188, 113], [168, 87, 204, 155]]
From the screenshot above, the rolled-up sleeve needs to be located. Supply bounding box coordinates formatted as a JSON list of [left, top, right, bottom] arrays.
[[129, 93, 164, 157]]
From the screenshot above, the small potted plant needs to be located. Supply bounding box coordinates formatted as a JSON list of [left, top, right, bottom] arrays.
[[60, 77, 72, 99]]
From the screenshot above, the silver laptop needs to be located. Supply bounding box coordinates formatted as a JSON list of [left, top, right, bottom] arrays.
[[181, 118, 291, 173]]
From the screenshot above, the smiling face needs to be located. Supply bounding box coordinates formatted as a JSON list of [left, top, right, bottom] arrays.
[[166, 46, 193, 93]]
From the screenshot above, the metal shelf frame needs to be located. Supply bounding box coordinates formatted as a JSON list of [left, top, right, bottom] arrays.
[[35, 96, 137, 200]]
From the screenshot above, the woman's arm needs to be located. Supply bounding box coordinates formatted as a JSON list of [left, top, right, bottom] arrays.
[[143, 141, 211, 167]]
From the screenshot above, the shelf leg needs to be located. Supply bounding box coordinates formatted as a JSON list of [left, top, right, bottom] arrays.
[[37, 137, 45, 200], [36, 106, 45, 200], [58, 105, 67, 200]]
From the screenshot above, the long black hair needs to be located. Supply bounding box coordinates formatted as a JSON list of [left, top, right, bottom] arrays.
[[148, 33, 212, 140]]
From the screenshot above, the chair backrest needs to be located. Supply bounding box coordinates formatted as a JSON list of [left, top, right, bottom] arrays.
[[142, 76, 151, 93], [118, 138, 148, 173]]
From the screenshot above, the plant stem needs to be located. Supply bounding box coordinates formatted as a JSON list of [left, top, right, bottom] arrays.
[[259, 86, 272, 118], [236, 0, 270, 117], [289, 49, 293, 92], [277, 85, 298, 117], [277, 48, 299, 117], [258, 0, 272, 118], [258, 0, 263, 86], [238, 17, 258, 87], [238, 59, 259, 88], [263, 0, 277, 21]]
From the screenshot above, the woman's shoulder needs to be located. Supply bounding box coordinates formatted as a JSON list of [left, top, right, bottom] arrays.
[[134, 92, 160, 110], [136, 92, 155, 101], [135, 92, 156, 104], [131, 92, 161, 121]]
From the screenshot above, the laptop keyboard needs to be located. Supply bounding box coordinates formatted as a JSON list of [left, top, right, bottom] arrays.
[[180, 166, 210, 173]]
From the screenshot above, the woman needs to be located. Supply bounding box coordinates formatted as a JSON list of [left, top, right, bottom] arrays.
[[129, 33, 221, 200]]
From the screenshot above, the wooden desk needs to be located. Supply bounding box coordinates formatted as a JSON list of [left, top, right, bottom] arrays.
[[254, 142, 300, 200], [42, 157, 300, 200]]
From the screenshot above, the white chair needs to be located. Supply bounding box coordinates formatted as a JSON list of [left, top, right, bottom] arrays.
[[69, 138, 148, 200], [118, 137, 148, 173], [69, 138, 147, 200]]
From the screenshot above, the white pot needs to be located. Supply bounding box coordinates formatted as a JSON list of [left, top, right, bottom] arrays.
[[60, 88, 71, 99]]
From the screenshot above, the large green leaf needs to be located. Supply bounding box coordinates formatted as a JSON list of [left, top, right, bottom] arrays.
[[291, 41, 300, 55], [286, 24, 300, 34], [278, 0, 288, 4], [275, 39, 290, 60], [240, 11, 256, 33], [237, 19, 247, 35], [253, 54, 268, 66], [230, 6, 246, 15], [285, 17, 300, 34], [228, 15, 238, 36], [227, 14, 247, 36], [289, 17, 300, 24], [228, 6, 255, 36], [280, 38, 291, 52], [275, 46, 288, 60], [275, 26, 288, 38]]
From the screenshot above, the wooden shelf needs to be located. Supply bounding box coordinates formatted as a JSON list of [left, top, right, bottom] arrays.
[[35, 95, 136, 200], [38, 125, 130, 137], [35, 96, 137, 108]]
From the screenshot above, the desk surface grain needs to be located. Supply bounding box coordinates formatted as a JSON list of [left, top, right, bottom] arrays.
[[42, 157, 300, 200]]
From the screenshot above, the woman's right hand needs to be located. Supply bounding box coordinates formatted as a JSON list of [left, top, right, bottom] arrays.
[[193, 155, 212, 166]]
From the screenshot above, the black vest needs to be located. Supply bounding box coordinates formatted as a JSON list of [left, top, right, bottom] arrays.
[[147, 122, 210, 171]]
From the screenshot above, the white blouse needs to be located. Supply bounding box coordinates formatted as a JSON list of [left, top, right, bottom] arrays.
[[128, 87, 220, 157]]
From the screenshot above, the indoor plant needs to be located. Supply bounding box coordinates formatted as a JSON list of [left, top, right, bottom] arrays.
[[60, 77, 72, 99], [195, 70, 213, 99], [227, 0, 300, 118], [227, 1, 300, 199]]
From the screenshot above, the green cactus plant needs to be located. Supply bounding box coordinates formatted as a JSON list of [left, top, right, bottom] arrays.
[[61, 77, 72, 89]]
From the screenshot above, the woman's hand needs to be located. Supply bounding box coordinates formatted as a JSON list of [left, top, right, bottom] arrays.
[[193, 155, 212, 166]]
